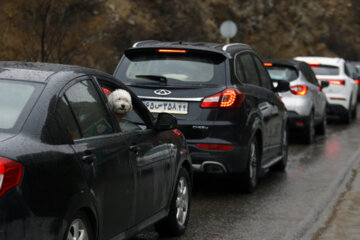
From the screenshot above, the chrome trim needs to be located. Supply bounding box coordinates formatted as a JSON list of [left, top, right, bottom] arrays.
[[192, 161, 227, 173], [262, 155, 283, 169], [139, 96, 203, 102]]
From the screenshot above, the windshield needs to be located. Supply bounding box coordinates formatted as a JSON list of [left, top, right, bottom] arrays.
[[0, 80, 42, 132], [115, 51, 226, 86], [311, 65, 339, 75], [266, 66, 298, 81]]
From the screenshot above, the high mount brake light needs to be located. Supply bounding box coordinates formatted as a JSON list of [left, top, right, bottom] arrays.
[[157, 49, 188, 53], [201, 89, 244, 108], [308, 63, 321, 68], [290, 85, 308, 95], [264, 63, 273, 67], [0, 157, 23, 198]]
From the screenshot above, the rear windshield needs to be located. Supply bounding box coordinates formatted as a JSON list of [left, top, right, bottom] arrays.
[[115, 51, 226, 87], [0, 80, 42, 132], [265, 66, 298, 81], [310, 65, 339, 75]]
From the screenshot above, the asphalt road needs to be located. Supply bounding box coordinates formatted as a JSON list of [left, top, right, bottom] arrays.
[[133, 107, 360, 240]]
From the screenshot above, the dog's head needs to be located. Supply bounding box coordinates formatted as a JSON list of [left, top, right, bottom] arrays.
[[107, 89, 133, 116]]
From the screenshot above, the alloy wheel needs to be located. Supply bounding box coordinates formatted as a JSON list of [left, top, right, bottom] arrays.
[[67, 218, 89, 240], [176, 177, 189, 226]]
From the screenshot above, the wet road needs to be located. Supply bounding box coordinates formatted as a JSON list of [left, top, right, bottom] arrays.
[[134, 107, 360, 240]]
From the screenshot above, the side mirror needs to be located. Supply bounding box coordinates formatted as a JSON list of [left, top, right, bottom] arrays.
[[320, 81, 329, 88], [273, 81, 290, 92], [155, 113, 177, 130]]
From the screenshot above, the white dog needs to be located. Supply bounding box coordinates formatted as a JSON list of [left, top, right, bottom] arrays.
[[107, 89, 133, 119]]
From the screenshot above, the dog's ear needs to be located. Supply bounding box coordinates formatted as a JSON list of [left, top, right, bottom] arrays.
[[107, 93, 114, 110]]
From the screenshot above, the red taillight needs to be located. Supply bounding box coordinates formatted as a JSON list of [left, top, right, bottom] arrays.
[[328, 80, 345, 85], [355, 79, 359, 85], [102, 87, 112, 97], [157, 49, 188, 53], [196, 144, 233, 151], [172, 129, 182, 136], [201, 89, 244, 108], [0, 157, 23, 197], [264, 63, 273, 67], [290, 85, 308, 95]]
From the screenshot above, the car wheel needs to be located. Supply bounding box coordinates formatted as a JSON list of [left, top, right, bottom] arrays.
[[351, 102, 357, 119], [303, 112, 315, 144], [241, 138, 259, 193], [156, 168, 191, 237], [342, 97, 352, 124], [271, 127, 288, 172], [65, 212, 93, 240], [315, 110, 326, 135]]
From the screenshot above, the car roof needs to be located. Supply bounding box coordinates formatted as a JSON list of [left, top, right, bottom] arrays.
[[130, 40, 253, 58], [294, 56, 344, 67], [0, 61, 109, 83], [264, 59, 306, 69]]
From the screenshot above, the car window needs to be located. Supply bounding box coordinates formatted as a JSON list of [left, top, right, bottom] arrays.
[[310, 65, 339, 75], [99, 82, 148, 133], [239, 53, 260, 85], [57, 80, 114, 139], [254, 57, 272, 89]]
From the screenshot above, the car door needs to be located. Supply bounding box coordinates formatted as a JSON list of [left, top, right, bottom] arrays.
[[253, 56, 284, 154], [56, 78, 135, 239], [96, 77, 174, 225], [236, 53, 275, 162]]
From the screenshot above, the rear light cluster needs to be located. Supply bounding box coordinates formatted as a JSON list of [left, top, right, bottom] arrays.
[[196, 143, 233, 151], [201, 89, 244, 108], [0, 157, 23, 197], [354, 79, 359, 85], [318, 79, 345, 86], [290, 85, 308, 95]]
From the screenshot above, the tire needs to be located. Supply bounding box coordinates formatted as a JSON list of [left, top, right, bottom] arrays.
[[303, 112, 315, 144], [351, 102, 357, 119], [271, 127, 288, 172], [342, 96, 352, 124], [64, 212, 93, 240], [315, 110, 326, 135], [241, 138, 259, 193], [156, 168, 191, 237]]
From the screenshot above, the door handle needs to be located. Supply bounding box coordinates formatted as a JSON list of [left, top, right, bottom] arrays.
[[82, 154, 96, 164], [129, 145, 140, 153]]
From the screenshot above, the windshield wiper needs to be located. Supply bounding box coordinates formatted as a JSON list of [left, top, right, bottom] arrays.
[[135, 75, 167, 85]]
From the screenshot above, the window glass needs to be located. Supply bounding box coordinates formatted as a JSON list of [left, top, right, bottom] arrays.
[[266, 66, 298, 82], [99, 83, 147, 133], [311, 65, 339, 75], [0, 81, 36, 129], [65, 80, 113, 138], [254, 57, 272, 89], [235, 56, 245, 83], [56, 97, 81, 139], [239, 54, 260, 85]]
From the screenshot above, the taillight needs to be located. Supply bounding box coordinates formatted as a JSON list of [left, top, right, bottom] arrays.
[[196, 144, 233, 151], [290, 85, 308, 95], [264, 63, 273, 67], [355, 79, 359, 85], [328, 80, 345, 85], [201, 89, 244, 108], [0, 157, 23, 197]]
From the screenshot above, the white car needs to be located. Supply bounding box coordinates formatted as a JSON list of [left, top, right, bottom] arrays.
[[295, 57, 358, 123]]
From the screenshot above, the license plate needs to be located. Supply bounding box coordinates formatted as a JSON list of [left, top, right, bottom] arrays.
[[143, 100, 188, 114]]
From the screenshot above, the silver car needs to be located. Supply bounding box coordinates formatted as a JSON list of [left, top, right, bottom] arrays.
[[264, 59, 328, 144]]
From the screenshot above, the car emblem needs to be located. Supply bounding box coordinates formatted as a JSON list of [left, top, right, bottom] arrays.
[[154, 89, 171, 96]]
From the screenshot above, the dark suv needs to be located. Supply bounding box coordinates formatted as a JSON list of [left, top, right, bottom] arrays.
[[114, 41, 288, 192]]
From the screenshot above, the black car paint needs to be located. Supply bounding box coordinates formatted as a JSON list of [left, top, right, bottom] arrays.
[[0, 62, 192, 240], [113, 42, 287, 175]]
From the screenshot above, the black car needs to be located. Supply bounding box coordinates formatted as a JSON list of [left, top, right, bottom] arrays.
[[0, 62, 192, 240], [114, 41, 289, 192]]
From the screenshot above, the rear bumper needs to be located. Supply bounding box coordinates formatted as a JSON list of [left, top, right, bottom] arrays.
[[286, 111, 310, 131], [187, 141, 249, 174], [327, 103, 348, 116]]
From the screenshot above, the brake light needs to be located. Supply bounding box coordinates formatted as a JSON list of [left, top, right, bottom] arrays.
[[328, 80, 345, 85], [264, 63, 273, 67], [355, 79, 359, 85], [0, 157, 23, 197], [308, 63, 321, 68], [172, 129, 182, 136], [201, 89, 244, 108], [157, 49, 188, 53], [290, 85, 308, 95], [196, 144, 233, 151]]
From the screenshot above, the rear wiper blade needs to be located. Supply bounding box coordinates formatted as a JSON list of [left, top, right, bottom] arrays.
[[135, 75, 167, 85]]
